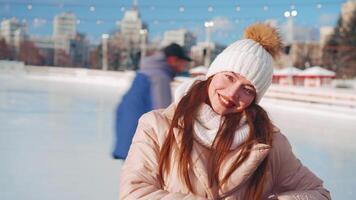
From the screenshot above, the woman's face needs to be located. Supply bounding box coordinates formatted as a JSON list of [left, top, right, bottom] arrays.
[[208, 72, 256, 115]]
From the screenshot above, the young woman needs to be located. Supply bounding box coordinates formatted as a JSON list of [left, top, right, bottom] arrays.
[[119, 23, 331, 200]]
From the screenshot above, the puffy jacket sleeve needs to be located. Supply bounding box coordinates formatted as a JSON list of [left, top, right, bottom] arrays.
[[119, 111, 208, 200], [271, 133, 331, 200]]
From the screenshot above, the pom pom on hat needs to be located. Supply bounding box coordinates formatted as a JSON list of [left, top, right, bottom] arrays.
[[244, 23, 282, 58], [206, 23, 282, 103]]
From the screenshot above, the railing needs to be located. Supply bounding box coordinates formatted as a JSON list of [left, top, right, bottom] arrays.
[[2, 63, 355, 108]]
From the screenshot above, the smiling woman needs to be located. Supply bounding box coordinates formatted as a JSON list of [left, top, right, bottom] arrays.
[[119, 23, 331, 200]]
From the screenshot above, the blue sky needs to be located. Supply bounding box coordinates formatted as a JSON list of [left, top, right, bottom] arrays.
[[1, 0, 346, 45]]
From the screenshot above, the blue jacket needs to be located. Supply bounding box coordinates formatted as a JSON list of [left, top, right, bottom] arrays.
[[113, 52, 176, 159]]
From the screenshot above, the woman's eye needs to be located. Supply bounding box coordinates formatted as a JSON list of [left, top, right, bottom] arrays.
[[244, 88, 255, 95], [224, 74, 234, 81]]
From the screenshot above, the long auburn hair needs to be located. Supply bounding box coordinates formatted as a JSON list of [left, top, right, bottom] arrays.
[[158, 77, 274, 200]]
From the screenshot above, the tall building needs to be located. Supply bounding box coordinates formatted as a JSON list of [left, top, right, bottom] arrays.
[[53, 12, 79, 66], [53, 12, 76, 40], [53, 12, 76, 54], [0, 18, 27, 47], [118, 2, 147, 70], [161, 29, 197, 51], [120, 8, 145, 50]]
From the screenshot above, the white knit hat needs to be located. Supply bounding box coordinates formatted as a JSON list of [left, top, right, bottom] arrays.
[[206, 23, 282, 103]]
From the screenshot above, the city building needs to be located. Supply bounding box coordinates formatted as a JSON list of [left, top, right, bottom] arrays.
[[273, 67, 302, 85], [118, 4, 147, 70], [69, 33, 89, 67], [295, 66, 336, 87], [53, 12, 76, 40], [30, 36, 55, 66], [53, 12, 77, 66], [273, 66, 336, 87], [119, 6, 146, 49], [0, 18, 27, 48], [161, 29, 197, 51]]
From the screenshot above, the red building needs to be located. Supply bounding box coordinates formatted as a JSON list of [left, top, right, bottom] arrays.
[[273, 66, 336, 87]]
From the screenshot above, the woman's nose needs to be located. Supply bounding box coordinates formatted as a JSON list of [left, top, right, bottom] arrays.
[[225, 82, 242, 99]]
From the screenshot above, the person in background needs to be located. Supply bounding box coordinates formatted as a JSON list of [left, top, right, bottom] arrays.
[[112, 43, 191, 160], [119, 23, 331, 200]]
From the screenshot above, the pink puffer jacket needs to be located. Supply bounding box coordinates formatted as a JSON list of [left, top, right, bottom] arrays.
[[119, 104, 331, 200]]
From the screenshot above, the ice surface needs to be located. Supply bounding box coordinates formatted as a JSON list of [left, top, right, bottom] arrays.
[[1, 72, 355, 200]]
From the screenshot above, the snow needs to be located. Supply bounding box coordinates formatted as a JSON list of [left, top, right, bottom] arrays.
[[274, 66, 302, 76], [1, 67, 356, 200], [299, 66, 336, 76]]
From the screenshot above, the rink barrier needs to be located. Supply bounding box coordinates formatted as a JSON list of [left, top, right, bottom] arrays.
[[1, 64, 355, 108]]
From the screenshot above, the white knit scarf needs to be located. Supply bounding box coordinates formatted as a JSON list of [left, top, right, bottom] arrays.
[[193, 103, 250, 150]]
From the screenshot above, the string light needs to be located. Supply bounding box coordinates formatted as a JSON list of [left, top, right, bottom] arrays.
[[235, 5, 241, 12], [120, 7, 125, 12], [179, 6, 185, 12], [89, 6, 95, 12], [263, 5, 269, 11], [27, 4, 32, 10], [284, 11, 291, 17], [76, 19, 81, 24], [208, 5, 213, 12], [96, 20, 102, 25], [0, 1, 344, 10], [316, 3, 322, 9]]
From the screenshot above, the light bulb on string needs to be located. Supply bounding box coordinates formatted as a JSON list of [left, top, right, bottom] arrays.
[[121, 7, 125, 12], [284, 11, 291, 18], [235, 5, 240, 12], [179, 6, 185, 12], [208, 5, 213, 12], [76, 19, 81, 25], [27, 4, 32, 10], [89, 6, 95, 12], [263, 5, 269, 11], [316, 4, 322, 9]]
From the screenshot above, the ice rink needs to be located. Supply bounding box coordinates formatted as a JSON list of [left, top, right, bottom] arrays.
[[1, 71, 355, 200]]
